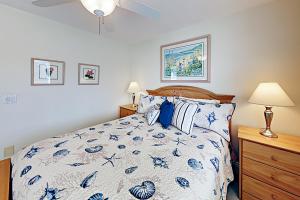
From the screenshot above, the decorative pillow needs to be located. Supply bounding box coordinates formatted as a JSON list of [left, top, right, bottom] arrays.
[[145, 105, 160, 126], [172, 100, 198, 135], [175, 96, 220, 104], [158, 100, 175, 129], [137, 94, 173, 114], [193, 103, 236, 142]]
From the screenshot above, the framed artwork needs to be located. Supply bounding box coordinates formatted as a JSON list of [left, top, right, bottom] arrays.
[[78, 63, 100, 85], [31, 58, 65, 86], [160, 35, 211, 82]]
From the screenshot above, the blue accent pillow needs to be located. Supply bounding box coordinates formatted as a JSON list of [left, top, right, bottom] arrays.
[[159, 100, 175, 128]]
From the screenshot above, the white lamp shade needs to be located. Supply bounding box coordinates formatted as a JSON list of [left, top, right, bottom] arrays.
[[249, 82, 295, 107], [80, 0, 116, 16], [128, 82, 140, 94]]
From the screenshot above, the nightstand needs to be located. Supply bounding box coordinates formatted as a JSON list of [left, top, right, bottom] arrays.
[[120, 104, 137, 118], [238, 126, 300, 200], [0, 158, 10, 200]]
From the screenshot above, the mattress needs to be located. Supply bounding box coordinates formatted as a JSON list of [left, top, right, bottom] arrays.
[[11, 114, 234, 200]]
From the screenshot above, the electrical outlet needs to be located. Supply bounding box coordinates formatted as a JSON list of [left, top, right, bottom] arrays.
[[4, 145, 14, 157]]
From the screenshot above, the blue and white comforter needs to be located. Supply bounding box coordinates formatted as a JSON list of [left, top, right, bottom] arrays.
[[11, 114, 233, 200]]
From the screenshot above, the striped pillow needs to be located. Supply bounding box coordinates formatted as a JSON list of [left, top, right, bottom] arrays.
[[172, 100, 198, 135]]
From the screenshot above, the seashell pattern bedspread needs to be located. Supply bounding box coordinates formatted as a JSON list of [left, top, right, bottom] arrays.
[[11, 114, 233, 200]]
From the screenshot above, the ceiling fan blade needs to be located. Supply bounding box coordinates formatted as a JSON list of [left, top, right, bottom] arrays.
[[32, 0, 76, 7], [118, 0, 160, 20]]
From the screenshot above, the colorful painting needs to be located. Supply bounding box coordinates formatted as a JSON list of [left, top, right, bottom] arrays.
[[31, 58, 65, 85], [78, 63, 100, 85], [161, 35, 210, 82], [83, 68, 96, 80]]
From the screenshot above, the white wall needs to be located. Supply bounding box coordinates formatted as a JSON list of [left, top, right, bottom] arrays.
[[130, 0, 300, 152], [0, 4, 131, 159]]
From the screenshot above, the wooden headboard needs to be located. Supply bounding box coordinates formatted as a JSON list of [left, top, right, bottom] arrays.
[[147, 86, 235, 103], [147, 85, 235, 143]]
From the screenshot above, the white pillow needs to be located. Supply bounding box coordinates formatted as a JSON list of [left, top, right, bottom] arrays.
[[193, 103, 236, 142], [137, 94, 173, 113], [172, 100, 198, 135], [145, 106, 160, 126], [175, 96, 220, 104]]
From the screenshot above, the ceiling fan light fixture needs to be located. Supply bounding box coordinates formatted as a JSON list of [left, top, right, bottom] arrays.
[[94, 9, 104, 16], [80, 0, 117, 16]]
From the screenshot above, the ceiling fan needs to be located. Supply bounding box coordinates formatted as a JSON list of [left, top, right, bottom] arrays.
[[32, 0, 160, 34]]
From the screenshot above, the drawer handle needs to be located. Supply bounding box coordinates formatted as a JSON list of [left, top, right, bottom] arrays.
[[271, 155, 277, 161], [270, 174, 276, 181]]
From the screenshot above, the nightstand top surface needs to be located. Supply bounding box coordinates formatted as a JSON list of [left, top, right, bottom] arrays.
[[120, 104, 138, 111], [238, 126, 300, 154]]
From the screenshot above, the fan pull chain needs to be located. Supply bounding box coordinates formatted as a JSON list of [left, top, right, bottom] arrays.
[[98, 17, 101, 35], [98, 16, 105, 35]]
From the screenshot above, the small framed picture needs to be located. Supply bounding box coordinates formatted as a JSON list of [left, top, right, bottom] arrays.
[[31, 58, 65, 86], [78, 63, 100, 85], [160, 35, 211, 82]]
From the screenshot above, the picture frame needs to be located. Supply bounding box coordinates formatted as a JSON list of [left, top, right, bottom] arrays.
[[160, 35, 211, 83], [78, 63, 100, 85], [31, 58, 65, 86]]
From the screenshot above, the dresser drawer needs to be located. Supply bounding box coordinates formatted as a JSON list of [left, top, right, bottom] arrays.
[[242, 175, 300, 200], [242, 192, 259, 200], [243, 140, 300, 175], [243, 157, 300, 196]]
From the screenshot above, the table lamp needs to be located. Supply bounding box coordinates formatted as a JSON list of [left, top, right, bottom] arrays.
[[248, 82, 295, 138], [127, 81, 140, 107]]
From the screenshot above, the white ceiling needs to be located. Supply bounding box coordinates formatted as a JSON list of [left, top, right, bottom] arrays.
[[0, 0, 274, 43]]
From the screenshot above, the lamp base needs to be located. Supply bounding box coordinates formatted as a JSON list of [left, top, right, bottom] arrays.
[[260, 128, 278, 138], [132, 94, 136, 106], [260, 106, 278, 138]]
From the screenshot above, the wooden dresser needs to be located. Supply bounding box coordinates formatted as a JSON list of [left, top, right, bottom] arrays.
[[119, 104, 137, 118], [238, 126, 300, 200]]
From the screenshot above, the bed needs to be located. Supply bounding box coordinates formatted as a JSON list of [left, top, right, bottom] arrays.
[[0, 86, 235, 200]]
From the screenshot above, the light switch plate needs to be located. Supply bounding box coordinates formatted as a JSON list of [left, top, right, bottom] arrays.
[[4, 145, 14, 157], [1, 94, 17, 104]]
